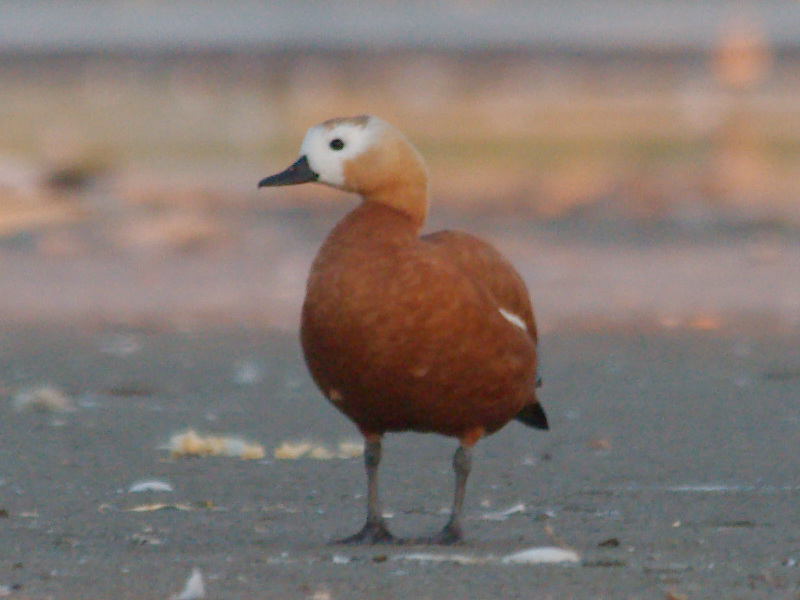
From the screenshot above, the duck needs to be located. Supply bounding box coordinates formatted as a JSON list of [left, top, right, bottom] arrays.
[[258, 115, 548, 545]]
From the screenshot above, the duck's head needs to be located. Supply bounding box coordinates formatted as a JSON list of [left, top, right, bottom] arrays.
[[259, 115, 429, 227]]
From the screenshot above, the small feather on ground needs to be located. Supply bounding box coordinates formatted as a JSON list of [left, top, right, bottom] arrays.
[[128, 479, 174, 493], [170, 568, 204, 600]]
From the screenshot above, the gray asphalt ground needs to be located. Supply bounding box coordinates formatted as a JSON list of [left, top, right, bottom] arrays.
[[1, 313, 799, 599]]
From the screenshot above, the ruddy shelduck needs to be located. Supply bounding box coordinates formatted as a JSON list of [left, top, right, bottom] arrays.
[[258, 115, 548, 544]]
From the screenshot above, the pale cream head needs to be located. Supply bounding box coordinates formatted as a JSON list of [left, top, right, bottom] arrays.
[[298, 115, 430, 226]]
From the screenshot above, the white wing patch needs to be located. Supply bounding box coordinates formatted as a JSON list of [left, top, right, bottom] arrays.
[[499, 307, 528, 331]]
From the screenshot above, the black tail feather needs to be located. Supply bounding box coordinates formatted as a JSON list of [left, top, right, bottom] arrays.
[[515, 402, 549, 430]]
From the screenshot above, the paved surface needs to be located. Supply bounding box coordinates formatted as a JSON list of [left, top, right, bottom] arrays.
[[1, 317, 798, 599]]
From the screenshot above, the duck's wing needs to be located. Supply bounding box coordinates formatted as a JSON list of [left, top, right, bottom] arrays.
[[421, 230, 537, 344], [422, 229, 548, 431]]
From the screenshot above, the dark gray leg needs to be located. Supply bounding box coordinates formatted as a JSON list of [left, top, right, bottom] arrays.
[[336, 436, 395, 544], [428, 443, 472, 544]]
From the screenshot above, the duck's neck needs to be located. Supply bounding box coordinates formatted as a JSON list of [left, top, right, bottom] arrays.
[[342, 135, 429, 228], [327, 201, 420, 247], [361, 184, 428, 229]]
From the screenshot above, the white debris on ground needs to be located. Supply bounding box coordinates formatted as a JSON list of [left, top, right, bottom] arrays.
[[128, 479, 174, 493], [12, 384, 74, 413], [480, 502, 526, 521], [347, 546, 581, 567], [395, 553, 481, 565], [500, 546, 581, 565], [125, 503, 194, 512], [163, 428, 265, 460], [273, 441, 313, 459], [274, 440, 364, 460], [170, 568, 204, 600]]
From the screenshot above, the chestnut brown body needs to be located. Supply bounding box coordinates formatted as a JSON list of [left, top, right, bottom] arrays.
[[301, 202, 540, 439], [259, 115, 547, 544]]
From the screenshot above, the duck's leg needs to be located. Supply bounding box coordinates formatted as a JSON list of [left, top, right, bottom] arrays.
[[420, 427, 483, 545], [337, 434, 396, 544], [425, 442, 473, 544]]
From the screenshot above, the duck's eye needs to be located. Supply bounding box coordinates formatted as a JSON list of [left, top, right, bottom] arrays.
[[329, 138, 345, 151]]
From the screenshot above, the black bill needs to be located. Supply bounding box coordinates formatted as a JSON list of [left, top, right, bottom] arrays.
[[258, 155, 319, 188]]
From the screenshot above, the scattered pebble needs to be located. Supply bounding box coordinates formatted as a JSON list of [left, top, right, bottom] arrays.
[[130, 530, 163, 546], [12, 384, 73, 413], [588, 438, 611, 452], [597, 537, 621, 548], [170, 568, 204, 600], [128, 479, 174, 493], [583, 559, 627, 568]]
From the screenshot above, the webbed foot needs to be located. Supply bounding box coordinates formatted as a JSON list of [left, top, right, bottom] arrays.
[[335, 520, 397, 545]]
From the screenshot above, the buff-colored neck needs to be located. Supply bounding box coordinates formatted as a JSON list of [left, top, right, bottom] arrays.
[[343, 126, 429, 230]]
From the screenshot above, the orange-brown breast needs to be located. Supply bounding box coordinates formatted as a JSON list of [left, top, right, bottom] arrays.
[[300, 202, 538, 439]]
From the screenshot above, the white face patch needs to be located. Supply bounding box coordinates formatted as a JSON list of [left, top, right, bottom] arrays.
[[499, 307, 528, 332], [299, 117, 384, 188]]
